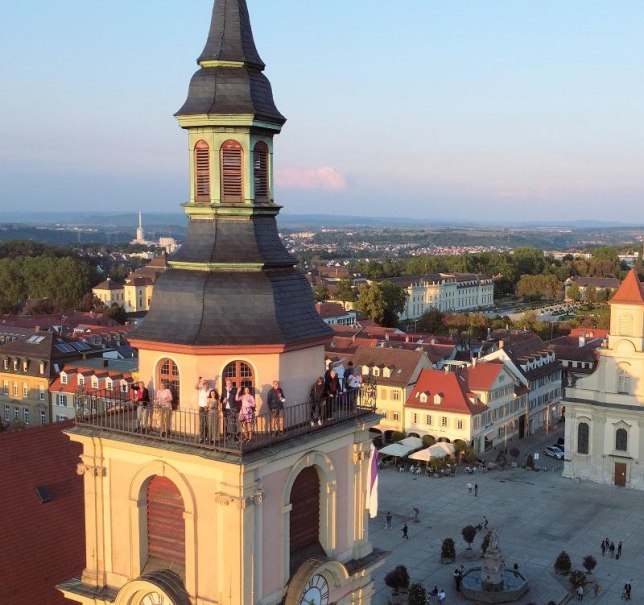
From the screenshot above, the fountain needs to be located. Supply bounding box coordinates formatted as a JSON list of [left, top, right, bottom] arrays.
[[460, 529, 529, 603]]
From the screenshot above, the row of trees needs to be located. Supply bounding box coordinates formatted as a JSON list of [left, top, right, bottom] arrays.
[[0, 254, 97, 314]]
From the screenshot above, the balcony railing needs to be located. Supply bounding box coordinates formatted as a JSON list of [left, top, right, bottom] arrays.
[[74, 381, 377, 455]]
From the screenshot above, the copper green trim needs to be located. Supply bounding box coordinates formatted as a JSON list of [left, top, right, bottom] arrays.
[[199, 60, 245, 69], [181, 202, 282, 218], [168, 261, 265, 272]]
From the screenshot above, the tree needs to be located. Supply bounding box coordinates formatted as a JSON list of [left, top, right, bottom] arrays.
[[567, 283, 581, 302], [417, 309, 445, 334], [569, 569, 587, 589], [313, 284, 329, 303], [106, 303, 128, 325], [441, 538, 456, 562], [408, 583, 428, 605], [462, 525, 477, 550], [582, 554, 597, 575], [355, 281, 407, 327], [585, 284, 597, 303], [334, 278, 356, 308], [554, 551, 572, 574], [384, 565, 410, 593]]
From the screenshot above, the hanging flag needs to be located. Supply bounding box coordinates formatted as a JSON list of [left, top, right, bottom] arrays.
[[367, 442, 379, 518]]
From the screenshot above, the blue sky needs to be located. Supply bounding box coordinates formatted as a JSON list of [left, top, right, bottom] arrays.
[[1, 1, 644, 223]]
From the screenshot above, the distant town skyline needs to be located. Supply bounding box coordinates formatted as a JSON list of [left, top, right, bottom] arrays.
[[1, 1, 644, 222]]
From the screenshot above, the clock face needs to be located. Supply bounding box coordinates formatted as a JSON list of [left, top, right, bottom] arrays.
[[300, 574, 329, 605], [140, 591, 172, 605]]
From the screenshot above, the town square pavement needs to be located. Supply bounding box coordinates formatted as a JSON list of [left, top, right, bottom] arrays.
[[369, 426, 643, 604]]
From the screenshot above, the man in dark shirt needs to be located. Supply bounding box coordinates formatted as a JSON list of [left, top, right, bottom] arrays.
[[267, 380, 286, 435]]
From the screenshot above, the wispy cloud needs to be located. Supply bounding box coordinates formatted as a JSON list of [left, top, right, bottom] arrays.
[[276, 166, 347, 191]]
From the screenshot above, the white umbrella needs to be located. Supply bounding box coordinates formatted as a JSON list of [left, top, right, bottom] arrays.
[[428, 442, 455, 458], [378, 443, 411, 458]]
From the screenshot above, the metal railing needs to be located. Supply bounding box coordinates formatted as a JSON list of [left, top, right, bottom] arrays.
[[74, 383, 376, 455]]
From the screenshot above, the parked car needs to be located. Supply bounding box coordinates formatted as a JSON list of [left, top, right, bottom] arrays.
[[553, 442, 565, 452], [544, 445, 564, 460]]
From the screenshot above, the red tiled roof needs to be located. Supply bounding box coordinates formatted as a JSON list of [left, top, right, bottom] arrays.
[[0, 422, 84, 605], [609, 269, 644, 305], [467, 361, 505, 391], [315, 302, 349, 318], [406, 368, 486, 415]]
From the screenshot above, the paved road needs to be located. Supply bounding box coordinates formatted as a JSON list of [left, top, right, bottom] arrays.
[[369, 425, 642, 604]]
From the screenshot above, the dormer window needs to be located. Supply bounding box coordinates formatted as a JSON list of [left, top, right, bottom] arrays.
[[383, 367, 392, 378], [22, 360, 28, 372], [2, 358, 8, 370], [420, 393, 428, 403], [372, 367, 380, 377], [13, 359, 19, 371], [78, 375, 85, 387], [361, 366, 368, 375], [105, 378, 113, 389], [194, 140, 210, 202], [253, 141, 269, 203], [61, 374, 68, 385], [434, 393, 443, 405], [91, 377, 99, 389], [39, 361, 46, 375], [221, 140, 243, 203]]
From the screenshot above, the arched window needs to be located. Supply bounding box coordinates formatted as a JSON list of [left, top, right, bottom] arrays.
[[146, 476, 185, 574], [616, 428, 628, 451], [158, 358, 180, 408], [221, 140, 243, 203], [617, 366, 631, 395], [194, 140, 210, 203], [253, 141, 268, 203], [222, 360, 254, 391], [289, 467, 323, 574], [577, 422, 589, 454]]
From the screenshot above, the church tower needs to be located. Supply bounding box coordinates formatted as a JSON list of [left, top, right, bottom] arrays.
[[59, 2, 383, 604]]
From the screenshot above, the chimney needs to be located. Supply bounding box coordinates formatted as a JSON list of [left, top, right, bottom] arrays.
[[103, 359, 109, 368]]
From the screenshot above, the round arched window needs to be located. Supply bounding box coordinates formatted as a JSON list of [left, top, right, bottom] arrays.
[[222, 360, 254, 391], [157, 358, 180, 408]]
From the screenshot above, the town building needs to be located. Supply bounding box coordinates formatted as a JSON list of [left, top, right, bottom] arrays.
[[564, 276, 621, 301], [92, 254, 168, 313], [315, 301, 357, 326], [59, 2, 383, 604], [481, 333, 563, 436], [404, 361, 528, 453], [563, 269, 644, 488], [388, 272, 494, 321], [0, 331, 98, 426]]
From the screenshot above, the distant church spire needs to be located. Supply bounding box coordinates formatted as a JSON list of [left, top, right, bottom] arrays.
[[136, 211, 144, 242]]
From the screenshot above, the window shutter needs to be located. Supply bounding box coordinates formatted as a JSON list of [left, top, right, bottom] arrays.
[[194, 140, 210, 202], [253, 142, 268, 203], [221, 140, 243, 203], [147, 476, 185, 567]]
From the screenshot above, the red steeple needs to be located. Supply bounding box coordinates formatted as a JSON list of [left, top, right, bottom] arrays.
[[609, 269, 644, 305]]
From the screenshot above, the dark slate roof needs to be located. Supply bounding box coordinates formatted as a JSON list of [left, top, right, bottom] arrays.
[[131, 269, 332, 347], [197, 0, 264, 68], [171, 215, 295, 266], [175, 0, 285, 124], [351, 346, 427, 387], [0, 421, 84, 605]]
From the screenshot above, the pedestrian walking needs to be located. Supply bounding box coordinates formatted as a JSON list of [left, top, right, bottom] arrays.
[[610, 541, 616, 558], [386, 511, 392, 529], [438, 588, 446, 602], [467, 481, 473, 494], [592, 579, 601, 596], [484, 516, 489, 529], [618, 540, 623, 558], [600, 540, 606, 556], [402, 523, 409, 539], [577, 584, 584, 601], [474, 483, 478, 497]]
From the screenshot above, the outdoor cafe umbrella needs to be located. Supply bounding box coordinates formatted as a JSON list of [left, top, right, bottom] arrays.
[[408, 441, 456, 461]]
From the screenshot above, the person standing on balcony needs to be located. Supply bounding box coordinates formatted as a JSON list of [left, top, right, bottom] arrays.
[[220, 379, 237, 440], [309, 376, 325, 426], [134, 381, 150, 433], [236, 386, 256, 442], [323, 369, 341, 421], [154, 380, 173, 437], [196, 378, 211, 443], [267, 380, 286, 436]]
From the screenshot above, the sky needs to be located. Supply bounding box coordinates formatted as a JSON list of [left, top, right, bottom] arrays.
[[1, 1, 644, 224]]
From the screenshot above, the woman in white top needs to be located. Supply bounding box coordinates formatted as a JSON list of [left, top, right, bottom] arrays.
[[154, 381, 173, 437]]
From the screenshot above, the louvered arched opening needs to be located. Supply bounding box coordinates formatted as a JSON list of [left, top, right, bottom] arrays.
[[253, 141, 269, 204], [221, 140, 243, 203], [289, 466, 324, 574], [146, 476, 185, 576], [194, 140, 210, 203]]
